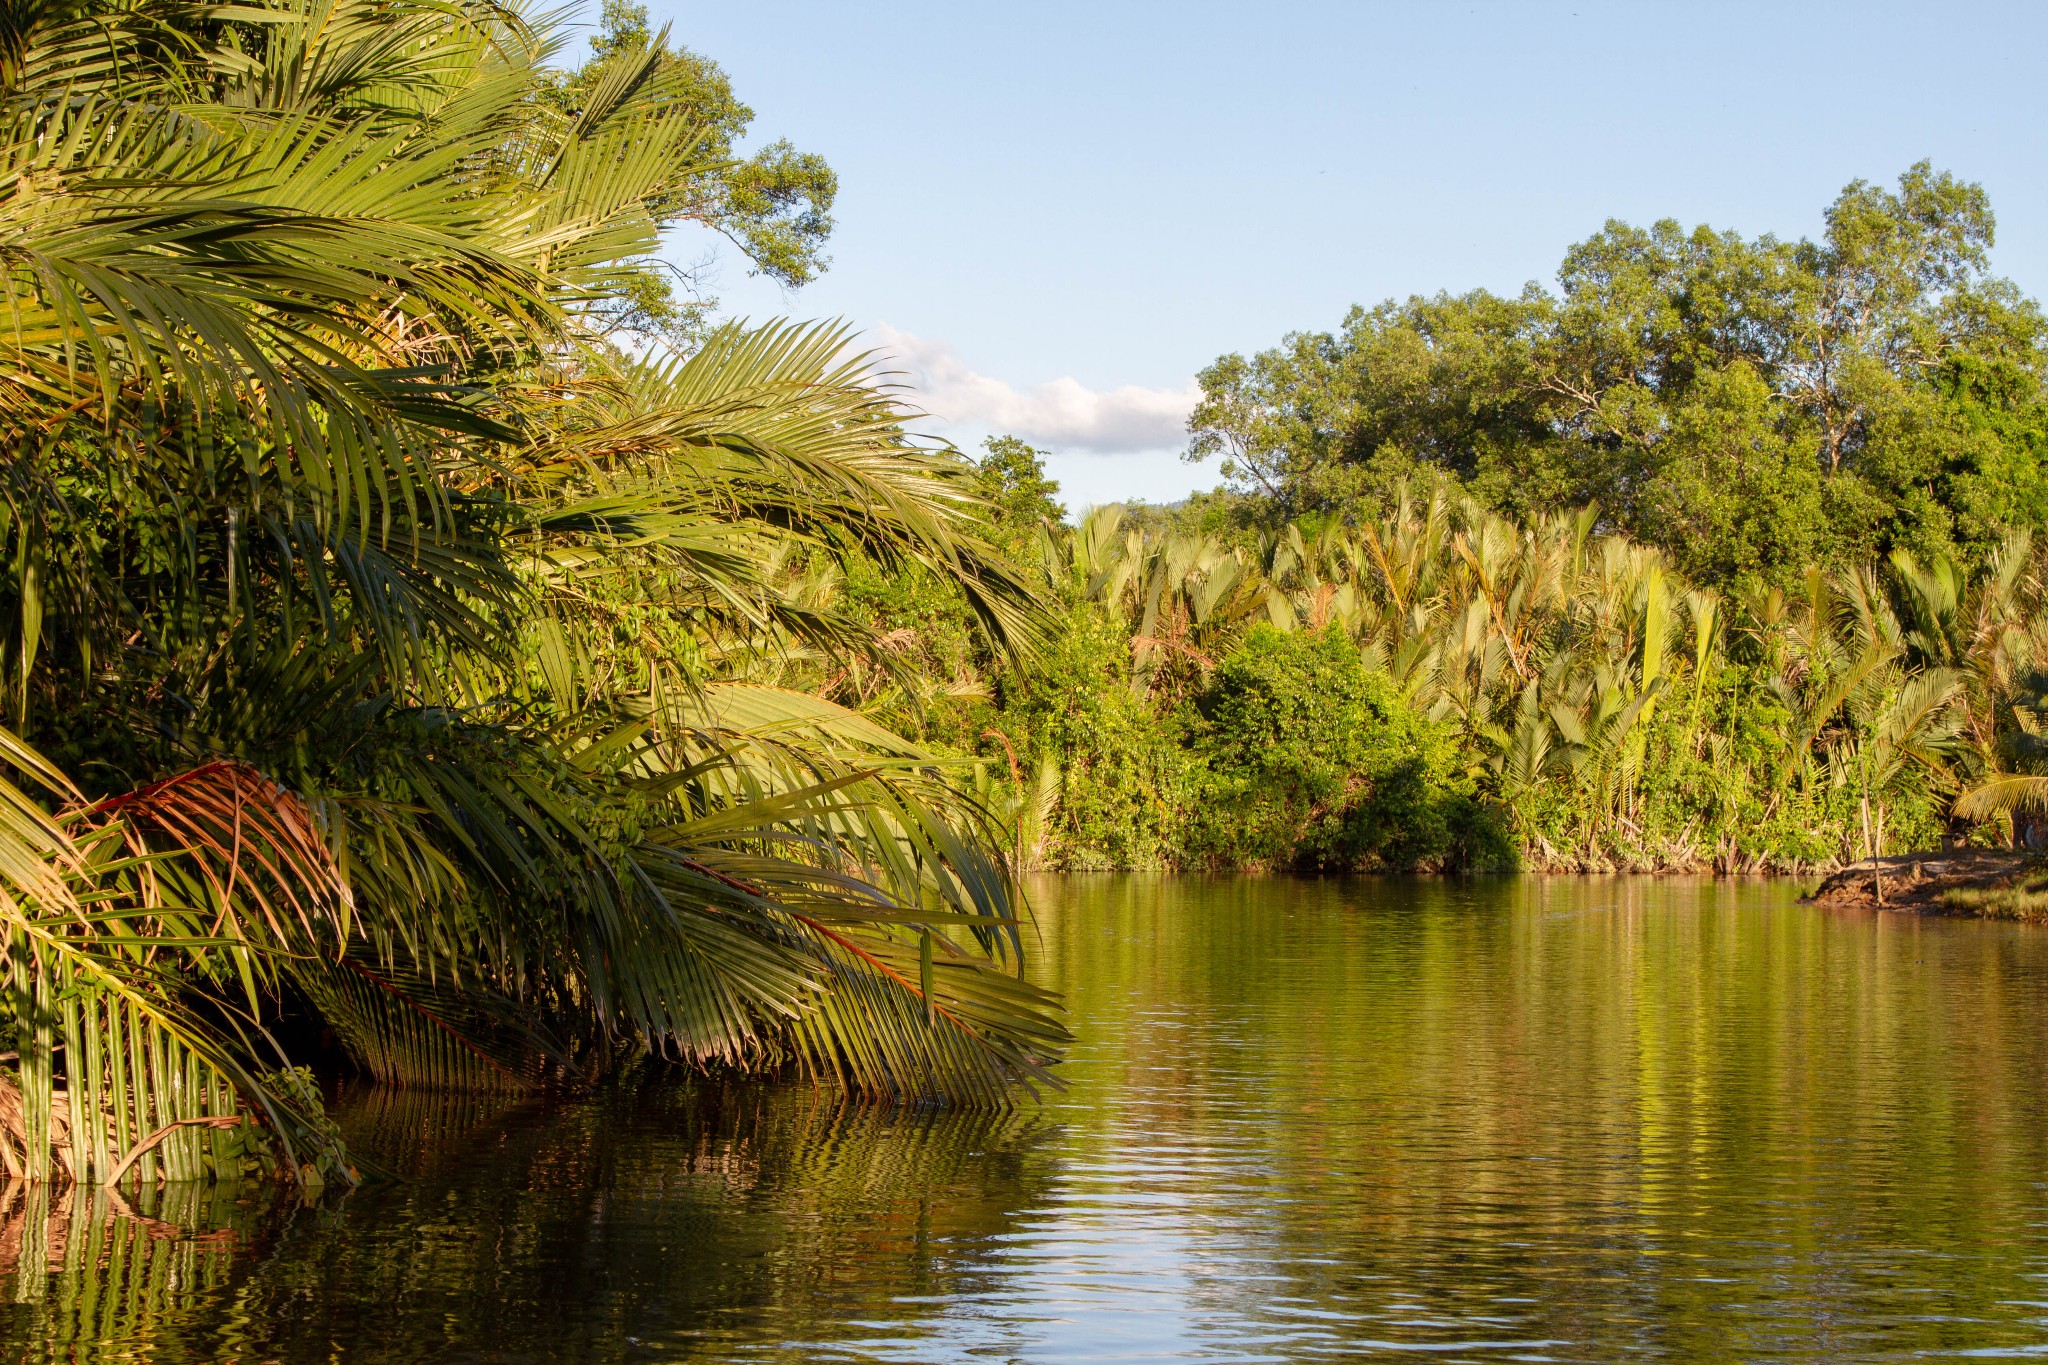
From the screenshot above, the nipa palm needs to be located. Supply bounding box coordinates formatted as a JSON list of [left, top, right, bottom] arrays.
[[0, 0, 1067, 1186]]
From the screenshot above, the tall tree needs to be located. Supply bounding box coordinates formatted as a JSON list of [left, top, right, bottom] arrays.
[[1189, 164, 2048, 588]]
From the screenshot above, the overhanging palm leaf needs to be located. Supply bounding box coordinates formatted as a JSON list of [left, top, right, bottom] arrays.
[[0, 0, 1066, 1186], [1956, 776, 2048, 821], [512, 323, 1045, 663]]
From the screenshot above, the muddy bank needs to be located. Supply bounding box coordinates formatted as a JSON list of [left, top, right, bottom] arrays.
[[1803, 851, 2048, 917]]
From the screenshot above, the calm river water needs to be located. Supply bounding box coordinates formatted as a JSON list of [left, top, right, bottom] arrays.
[[6, 875, 2048, 1362]]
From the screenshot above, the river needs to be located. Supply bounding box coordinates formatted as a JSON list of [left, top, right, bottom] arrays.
[[4, 874, 2048, 1362]]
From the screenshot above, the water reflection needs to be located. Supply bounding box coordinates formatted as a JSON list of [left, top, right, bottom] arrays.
[[0, 1180, 274, 1360], [6, 875, 2048, 1361], [1022, 875, 2048, 1361]]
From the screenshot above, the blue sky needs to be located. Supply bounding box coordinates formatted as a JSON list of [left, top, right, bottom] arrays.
[[637, 0, 2048, 510]]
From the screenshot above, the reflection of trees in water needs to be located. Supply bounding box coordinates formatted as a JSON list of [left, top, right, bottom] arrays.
[[0, 1179, 292, 1358], [0, 1078, 1061, 1362], [260, 1080, 1064, 1361], [1036, 874, 2048, 1360], [333, 1081, 534, 1180], [14, 878, 2047, 1361]]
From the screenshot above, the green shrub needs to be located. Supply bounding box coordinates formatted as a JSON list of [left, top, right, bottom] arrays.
[[1187, 625, 1504, 870], [1009, 610, 1195, 868]]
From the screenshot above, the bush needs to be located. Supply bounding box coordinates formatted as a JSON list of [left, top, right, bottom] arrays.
[[1008, 609, 1195, 868], [1186, 625, 1503, 870]]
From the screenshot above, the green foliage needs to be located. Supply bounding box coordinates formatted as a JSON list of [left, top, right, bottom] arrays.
[[1941, 866, 2048, 918], [1140, 163, 2048, 875], [909, 484, 2041, 876], [1187, 626, 1497, 870], [1189, 163, 2048, 589], [0, 0, 1066, 1189], [975, 437, 1066, 550], [251, 1068, 351, 1187], [553, 0, 837, 341], [1006, 610, 1191, 870]]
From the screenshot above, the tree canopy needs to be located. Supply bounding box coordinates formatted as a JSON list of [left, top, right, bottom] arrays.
[[1188, 163, 2048, 589], [552, 0, 837, 342]]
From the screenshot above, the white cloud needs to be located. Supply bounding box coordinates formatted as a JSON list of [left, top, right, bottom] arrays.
[[870, 324, 1199, 454]]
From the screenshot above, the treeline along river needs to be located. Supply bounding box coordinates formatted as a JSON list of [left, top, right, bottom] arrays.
[[4, 874, 2048, 1362]]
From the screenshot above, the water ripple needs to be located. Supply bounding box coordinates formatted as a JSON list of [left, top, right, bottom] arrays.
[[7, 875, 2048, 1361]]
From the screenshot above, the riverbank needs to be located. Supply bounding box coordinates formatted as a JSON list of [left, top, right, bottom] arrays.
[[1803, 851, 2048, 917]]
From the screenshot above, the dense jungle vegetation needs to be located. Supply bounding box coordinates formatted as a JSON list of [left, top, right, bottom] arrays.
[[839, 168, 2048, 878], [0, 0, 1068, 1186]]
